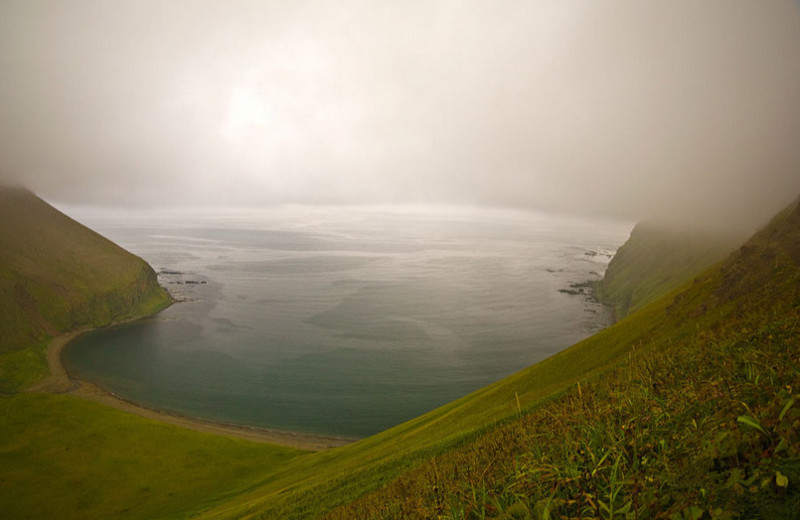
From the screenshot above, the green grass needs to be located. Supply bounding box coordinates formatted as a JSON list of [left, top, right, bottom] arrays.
[[192, 285, 695, 519], [596, 221, 742, 319], [189, 275, 696, 517], [0, 187, 301, 520], [196, 200, 800, 518], [0, 339, 48, 393], [327, 303, 800, 519], [0, 393, 305, 520], [317, 202, 800, 519], [0, 186, 171, 393], [3, 184, 799, 519]]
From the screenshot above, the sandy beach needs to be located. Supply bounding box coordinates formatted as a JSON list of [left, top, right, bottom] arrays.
[[27, 329, 356, 451]]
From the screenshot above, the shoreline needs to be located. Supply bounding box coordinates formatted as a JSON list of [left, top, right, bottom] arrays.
[[27, 326, 356, 451]]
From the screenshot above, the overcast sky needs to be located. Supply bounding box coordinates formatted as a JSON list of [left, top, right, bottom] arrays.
[[1, 1, 799, 230]]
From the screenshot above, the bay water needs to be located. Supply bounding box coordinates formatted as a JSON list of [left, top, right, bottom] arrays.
[[60, 205, 630, 438]]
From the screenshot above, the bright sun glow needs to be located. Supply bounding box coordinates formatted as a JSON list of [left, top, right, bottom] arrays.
[[223, 86, 272, 139]]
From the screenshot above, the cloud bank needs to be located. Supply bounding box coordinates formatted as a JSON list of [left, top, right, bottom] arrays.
[[2, 0, 799, 230]]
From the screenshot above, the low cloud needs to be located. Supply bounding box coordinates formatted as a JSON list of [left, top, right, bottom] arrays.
[[2, 0, 799, 232]]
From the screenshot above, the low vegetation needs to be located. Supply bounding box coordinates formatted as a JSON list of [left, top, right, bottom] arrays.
[[195, 201, 799, 518], [0, 393, 305, 519], [0, 186, 171, 393], [0, 188, 306, 519], [2, 186, 798, 519], [325, 225, 800, 518], [596, 221, 742, 319]]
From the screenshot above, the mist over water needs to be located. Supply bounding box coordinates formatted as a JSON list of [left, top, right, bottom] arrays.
[[4, 1, 800, 233], [62, 206, 629, 437]]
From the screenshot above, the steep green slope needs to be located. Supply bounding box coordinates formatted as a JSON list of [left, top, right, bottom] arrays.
[[199, 301, 680, 519], [0, 187, 306, 519], [596, 221, 741, 319], [200, 199, 799, 519], [0, 393, 305, 520], [0, 185, 171, 392], [3, 184, 796, 519], [319, 202, 800, 518]]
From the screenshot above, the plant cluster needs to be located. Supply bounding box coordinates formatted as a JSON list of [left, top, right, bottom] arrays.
[[325, 238, 800, 519]]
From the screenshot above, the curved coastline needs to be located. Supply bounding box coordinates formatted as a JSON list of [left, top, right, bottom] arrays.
[[29, 326, 356, 451]]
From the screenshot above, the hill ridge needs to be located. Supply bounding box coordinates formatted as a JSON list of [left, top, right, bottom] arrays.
[[313, 195, 800, 519], [0, 185, 171, 393], [2, 187, 798, 519]]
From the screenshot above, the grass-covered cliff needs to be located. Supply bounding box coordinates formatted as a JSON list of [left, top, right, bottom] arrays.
[[318, 198, 800, 519], [596, 222, 742, 319], [0, 185, 171, 392], [1, 187, 305, 519], [199, 198, 800, 519], [2, 189, 798, 519]]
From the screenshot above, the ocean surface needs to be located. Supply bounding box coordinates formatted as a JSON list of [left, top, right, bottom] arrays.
[[60, 205, 630, 438]]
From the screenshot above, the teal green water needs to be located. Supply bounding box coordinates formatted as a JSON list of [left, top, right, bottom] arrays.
[[61, 206, 630, 438]]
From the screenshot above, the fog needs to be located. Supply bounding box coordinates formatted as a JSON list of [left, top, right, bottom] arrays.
[[2, 1, 799, 233]]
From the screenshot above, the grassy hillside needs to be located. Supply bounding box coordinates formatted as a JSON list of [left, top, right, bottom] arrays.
[[0, 186, 306, 519], [197, 199, 800, 519], [319, 199, 800, 519], [2, 186, 797, 519], [0, 185, 171, 392], [596, 222, 742, 319], [195, 301, 682, 519], [0, 393, 305, 519]]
